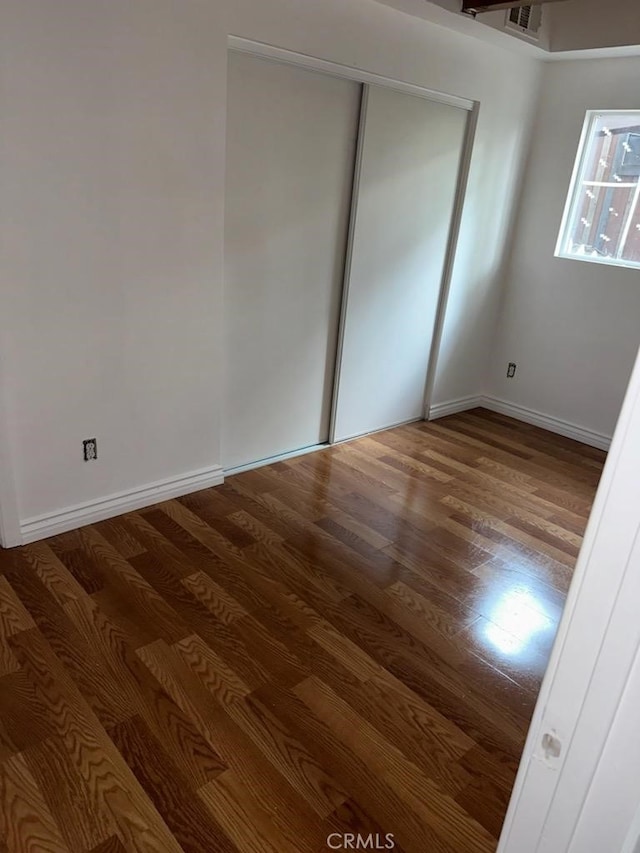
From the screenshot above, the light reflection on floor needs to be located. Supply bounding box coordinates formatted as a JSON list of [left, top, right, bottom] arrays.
[[483, 588, 555, 657]]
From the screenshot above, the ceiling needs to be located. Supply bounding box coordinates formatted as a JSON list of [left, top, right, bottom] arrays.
[[372, 0, 640, 55]]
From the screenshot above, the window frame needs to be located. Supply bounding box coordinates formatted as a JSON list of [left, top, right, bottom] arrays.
[[555, 109, 640, 271]]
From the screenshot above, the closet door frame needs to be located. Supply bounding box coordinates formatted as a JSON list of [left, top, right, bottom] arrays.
[[227, 37, 479, 455], [328, 84, 476, 443]]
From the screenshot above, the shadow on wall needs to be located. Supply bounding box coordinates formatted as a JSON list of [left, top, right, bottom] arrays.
[[433, 119, 533, 402]]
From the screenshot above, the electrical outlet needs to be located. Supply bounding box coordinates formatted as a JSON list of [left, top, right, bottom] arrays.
[[507, 362, 517, 379], [83, 438, 97, 461]]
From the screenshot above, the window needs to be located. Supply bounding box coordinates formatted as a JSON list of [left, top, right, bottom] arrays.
[[556, 111, 640, 269]]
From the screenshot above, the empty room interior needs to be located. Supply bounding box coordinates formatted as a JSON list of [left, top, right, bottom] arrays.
[[1, 0, 640, 851]]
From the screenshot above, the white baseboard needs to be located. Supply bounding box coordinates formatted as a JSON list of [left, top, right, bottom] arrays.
[[481, 396, 611, 451], [20, 464, 224, 545], [428, 395, 484, 420], [429, 395, 612, 451], [224, 443, 329, 477], [15, 394, 611, 546]]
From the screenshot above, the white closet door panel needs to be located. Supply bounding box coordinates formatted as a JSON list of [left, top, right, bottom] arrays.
[[224, 53, 360, 470], [333, 85, 467, 442]]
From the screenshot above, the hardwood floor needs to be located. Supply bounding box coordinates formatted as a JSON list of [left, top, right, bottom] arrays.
[[0, 409, 605, 852]]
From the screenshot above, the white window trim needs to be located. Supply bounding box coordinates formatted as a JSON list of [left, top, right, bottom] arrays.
[[555, 109, 640, 271]]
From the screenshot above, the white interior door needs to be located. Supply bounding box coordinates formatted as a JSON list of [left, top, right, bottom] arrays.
[[332, 85, 468, 442], [223, 52, 361, 471]]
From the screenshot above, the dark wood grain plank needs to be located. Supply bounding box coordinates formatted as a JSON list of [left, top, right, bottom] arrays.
[[0, 753, 70, 852], [108, 716, 236, 853], [0, 410, 603, 852]]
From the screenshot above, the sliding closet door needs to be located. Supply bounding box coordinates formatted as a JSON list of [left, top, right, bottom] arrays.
[[332, 85, 468, 442], [224, 53, 361, 470]]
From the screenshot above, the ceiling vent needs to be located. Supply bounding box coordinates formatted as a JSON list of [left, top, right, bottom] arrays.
[[505, 5, 542, 39]]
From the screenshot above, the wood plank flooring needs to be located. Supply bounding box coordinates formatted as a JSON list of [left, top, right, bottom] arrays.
[[0, 409, 605, 852]]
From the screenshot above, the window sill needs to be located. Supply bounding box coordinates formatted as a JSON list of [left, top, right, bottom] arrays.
[[555, 252, 640, 272]]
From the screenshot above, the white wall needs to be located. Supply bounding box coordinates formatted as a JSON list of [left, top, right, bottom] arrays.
[[0, 0, 229, 528], [489, 56, 640, 442], [0, 0, 540, 533]]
